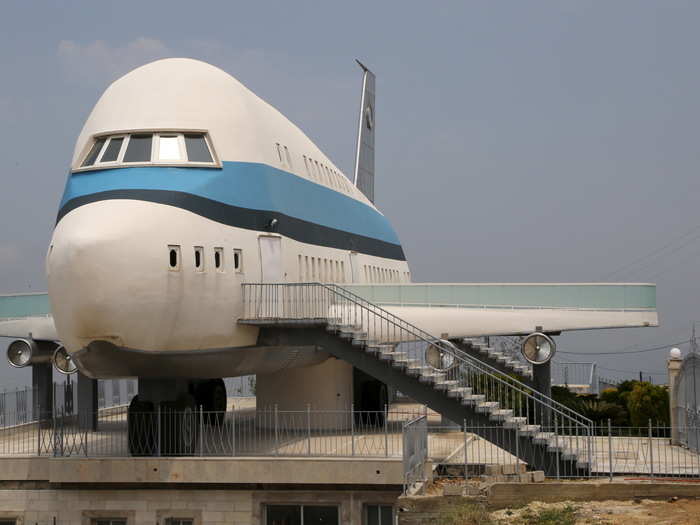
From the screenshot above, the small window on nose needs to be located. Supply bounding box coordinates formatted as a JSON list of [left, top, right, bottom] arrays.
[[168, 245, 180, 271], [234, 249, 243, 272], [214, 247, 224, 272], [194, 246, 204, 272]]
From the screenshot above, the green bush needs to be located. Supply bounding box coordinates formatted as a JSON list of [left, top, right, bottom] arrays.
[[576, 399, 628, 425], [627, 381, 669, 427]]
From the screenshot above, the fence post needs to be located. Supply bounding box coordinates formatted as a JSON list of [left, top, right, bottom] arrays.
[[515, 424, 520, 476], [587, 425, 592, 478], [157, 404, 161, 457], [648, 418, 654, 479], [351, 403, 355, 457], [554, 417, 560, 480], [199, 405, 204, 457], [463, 418, 468, 481], [608, 419, 613, 481], [274, 404, 279, 456], [307, 404, 311, 456], [231, 409, 236, 457], [384, 404, 389, 457]]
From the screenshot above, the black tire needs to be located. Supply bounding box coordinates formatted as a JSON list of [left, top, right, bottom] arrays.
[[195, 379, 227, 426], [209, 379, 227, 426], [173, 393, 197, 456], [128, 395, 156, 456]]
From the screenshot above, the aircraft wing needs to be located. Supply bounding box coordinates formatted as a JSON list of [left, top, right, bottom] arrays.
[[0, 316, 57, 341], [344, 283, 658, 338], [0, 293, 57, 341]]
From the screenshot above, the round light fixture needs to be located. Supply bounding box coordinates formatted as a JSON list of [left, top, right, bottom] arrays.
[[426, 340, 458, 371], [521, 332, 556, 365]]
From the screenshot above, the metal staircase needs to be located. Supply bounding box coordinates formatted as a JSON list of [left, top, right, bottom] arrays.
[[240, 283, 594, 477], [454, 337, 533, 382]]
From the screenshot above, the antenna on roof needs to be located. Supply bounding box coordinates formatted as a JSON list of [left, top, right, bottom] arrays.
[[353, 59, 376, 203]]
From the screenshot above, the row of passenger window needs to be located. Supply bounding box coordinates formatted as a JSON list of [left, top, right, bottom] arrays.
[[364, 265, 403, 284], [302, 154, 353, 193], [274, 143, 353, 194], [298, 254, 346, 283], [80, 132, 215, 169], [168, 245, 243, 273]]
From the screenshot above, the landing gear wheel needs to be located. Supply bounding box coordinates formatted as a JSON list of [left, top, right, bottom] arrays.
[[209, 379, 227, 426], [195, 379, 227, 426], [127, 395, 155, 456], [158, 393, 198, 456]]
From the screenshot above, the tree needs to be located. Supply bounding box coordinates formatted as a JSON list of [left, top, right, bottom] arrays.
[[626, 382, 669, 427]]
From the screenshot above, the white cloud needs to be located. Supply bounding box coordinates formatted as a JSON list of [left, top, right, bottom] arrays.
[[57, 37, 173, 85]]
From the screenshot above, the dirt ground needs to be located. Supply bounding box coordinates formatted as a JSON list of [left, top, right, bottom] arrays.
[[491, 498, 700, 524]]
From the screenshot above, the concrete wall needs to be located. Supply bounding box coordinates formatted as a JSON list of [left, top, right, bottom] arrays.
[[257, 358, 354, 429], [0, 488, 399, 525]]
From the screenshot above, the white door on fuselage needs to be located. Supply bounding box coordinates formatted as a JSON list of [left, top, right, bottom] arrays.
[[259, 236, 283, 282]]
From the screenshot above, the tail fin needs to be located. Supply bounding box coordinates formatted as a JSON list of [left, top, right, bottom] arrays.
[[353, 60, 376, 203]]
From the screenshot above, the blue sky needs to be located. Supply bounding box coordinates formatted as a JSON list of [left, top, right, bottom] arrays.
[[1, 1, 700, 388]]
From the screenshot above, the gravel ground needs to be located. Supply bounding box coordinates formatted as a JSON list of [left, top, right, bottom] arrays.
[[491, 498, 700, 524]]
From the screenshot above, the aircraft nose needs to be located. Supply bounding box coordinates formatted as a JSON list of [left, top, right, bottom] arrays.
[[47, 218, 128, 348]]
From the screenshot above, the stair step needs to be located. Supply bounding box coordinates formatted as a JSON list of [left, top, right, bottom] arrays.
[[503, 416, 528, 429], [476, 401, 500, 413], [380, 351, 406, 362], [519, 425, 541, 436], [366, 344, 395, 356], [533, 432, 555, 445], [434, 380, 459, 391], [351, 333, 368, 346], [462, 394, 486, 406], [447, 386, 472, 398], [489, 409, 513, 421], [419, 371, 445, 384], [561, 449, 578, 461]]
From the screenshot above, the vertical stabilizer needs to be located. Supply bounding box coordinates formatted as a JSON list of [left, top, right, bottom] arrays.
[[353, 60, 376, 203]]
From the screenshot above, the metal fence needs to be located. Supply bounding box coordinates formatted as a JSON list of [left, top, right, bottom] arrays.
[[1, 403, 699, 486], [552, 362, 598, 394], [673, 353, 700, 452], [0, 379, 138, 428], [402, 415, 428, 494], [6, 407, 420, 458]]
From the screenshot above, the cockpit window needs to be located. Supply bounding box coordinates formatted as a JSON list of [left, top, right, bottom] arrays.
[[100, 137, 124, 163], [81, 138, 106, 167], [185, 134, 213, 163], [123, 134, 152, 163], [158, 136, 182, 161], [76, 131, 218, 171]]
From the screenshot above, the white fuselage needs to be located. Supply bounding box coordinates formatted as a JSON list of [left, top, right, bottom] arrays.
[[47, 58, 410, 378]]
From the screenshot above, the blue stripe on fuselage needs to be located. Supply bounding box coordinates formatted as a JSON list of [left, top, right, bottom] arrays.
[[60, 162, 402, 246]]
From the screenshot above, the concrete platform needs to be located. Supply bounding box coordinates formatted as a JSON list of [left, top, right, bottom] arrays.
[[0, 455, 403, 487]]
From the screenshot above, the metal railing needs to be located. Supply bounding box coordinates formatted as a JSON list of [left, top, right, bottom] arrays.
[[1, 404, 698, 486], [2, 406, 422, 458], [0, 379, 137, 429], [552, 362, 598, 394], [241, 282, 595, 468]]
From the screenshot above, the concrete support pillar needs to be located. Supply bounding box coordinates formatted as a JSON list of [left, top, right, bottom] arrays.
[[32, 362, 52, 423], [532, 361, 552, 399], [257, 358, 354, 429], [533, 361, 552, 427], [77, 372, 98, 431], [668, 354, 683, 446]]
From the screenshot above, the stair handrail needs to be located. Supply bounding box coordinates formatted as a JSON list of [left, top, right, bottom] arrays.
[[242, 282, 593, 431]]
